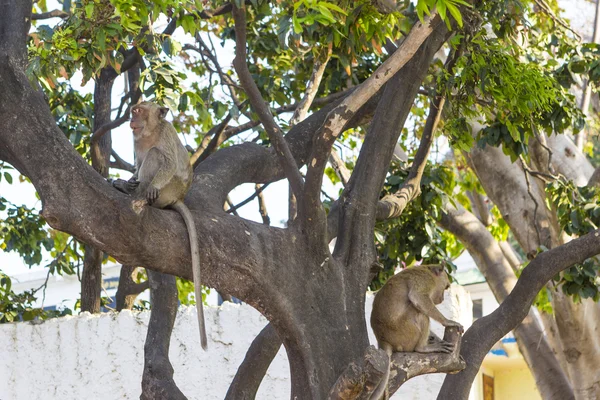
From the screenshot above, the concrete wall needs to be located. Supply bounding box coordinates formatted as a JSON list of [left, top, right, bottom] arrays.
[[0, 285, 471, 400]]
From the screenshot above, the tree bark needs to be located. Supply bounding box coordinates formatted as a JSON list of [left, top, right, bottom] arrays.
[[468, 127, 600, 399], [81, 69, 115, 313], [140, 270, 187, 400], [115, 265, 148, 311], [438, 228, 600, 399], [440, 205, 574, 400], [225, 323, 281, 400]]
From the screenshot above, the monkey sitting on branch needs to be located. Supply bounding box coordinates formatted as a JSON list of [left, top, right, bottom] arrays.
[[369, 264, 463, 399], [111, 101, 208, 350]]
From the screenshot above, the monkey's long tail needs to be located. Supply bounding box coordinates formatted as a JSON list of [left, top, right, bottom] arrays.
[[370, 349, 391, 400], [172, 201, 208, 350]]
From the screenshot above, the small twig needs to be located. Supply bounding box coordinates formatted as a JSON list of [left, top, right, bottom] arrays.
[[227, 183, 271, 214], [31, 10, 69, 20], [328, 149, 351, 186], [533, 0, 581, 40], [191, 113, 234, 167], [225, 196, 240, 216], [90, 105, 132, 146], [256, 184, 270, 225], [110, 150, 135, 173]]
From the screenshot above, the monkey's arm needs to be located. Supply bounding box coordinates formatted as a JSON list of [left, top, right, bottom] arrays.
[[408, 290, 462, 329], [138, 148, 176, 203]]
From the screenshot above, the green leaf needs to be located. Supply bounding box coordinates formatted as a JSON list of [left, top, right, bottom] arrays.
[[319, 2, 348, 15], [446, 2, 463, 27], [293, 15, 302, 34], [436, 0, 447, 21], [85, 3, 94, 19], [416, 0, 430, 22], [4, 173, 12, 184], [96, 30, 106, 53]]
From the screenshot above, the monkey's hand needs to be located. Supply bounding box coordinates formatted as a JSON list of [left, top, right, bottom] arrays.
[[443, 319, 464, 333], [416, 340, 455, 354], [111, 178, 140, 195], [146, 185, 160, 205]]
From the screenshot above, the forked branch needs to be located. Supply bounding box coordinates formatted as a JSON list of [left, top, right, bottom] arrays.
[[304, 12, 439, 216], [231, 3, 305, 204]]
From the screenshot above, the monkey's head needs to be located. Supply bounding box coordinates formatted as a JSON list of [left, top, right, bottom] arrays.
[[424, 264, 450, 305], [130, 102, 169, 138]]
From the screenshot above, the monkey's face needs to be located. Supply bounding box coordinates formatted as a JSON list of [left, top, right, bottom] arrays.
[[130, 102, 170, 137], [130, 105, 147, 135]]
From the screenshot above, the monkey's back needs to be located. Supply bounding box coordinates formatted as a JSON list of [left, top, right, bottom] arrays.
[[153, 144, 193, 208], [371, 268, 435, 352]]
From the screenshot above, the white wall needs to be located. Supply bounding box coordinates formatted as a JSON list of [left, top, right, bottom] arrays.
[[0, 285, 471, 400]]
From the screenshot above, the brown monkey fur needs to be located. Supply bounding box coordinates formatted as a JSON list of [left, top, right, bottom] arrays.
[[369, 265, 463, 399], [112, 101, 208, 350]]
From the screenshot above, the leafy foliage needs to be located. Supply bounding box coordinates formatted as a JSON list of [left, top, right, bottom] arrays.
[[545, 181, 600, 302], [372, 162, 464, 289], [0, 271, 72, 323], [445, 33, 584, 161]]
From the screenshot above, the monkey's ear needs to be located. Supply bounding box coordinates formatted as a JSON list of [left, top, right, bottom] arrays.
[[159, 107, 169, 119], [430, 265, 445, 276]]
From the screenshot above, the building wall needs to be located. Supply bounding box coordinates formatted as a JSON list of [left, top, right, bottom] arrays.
[[0, 286, 471, 400], [494, 368, 541, 400]]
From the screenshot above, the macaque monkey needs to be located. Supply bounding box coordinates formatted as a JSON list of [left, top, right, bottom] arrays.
[[369, 265, 463, 399], [112, 101, 207, 350]]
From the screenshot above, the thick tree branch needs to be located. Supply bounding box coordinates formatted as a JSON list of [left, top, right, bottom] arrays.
[[439, 204, 575, 400], [225, 323, 281, 400], [0, 0, 31, 68], [438, 228, 600, 399], [289, 43, 333, 126], [304, 13, 440, 214], [332, 18, 449, 272], [376, 95, 445, 219], [115, 265, 148, 311], [231, 3, 305, 204]]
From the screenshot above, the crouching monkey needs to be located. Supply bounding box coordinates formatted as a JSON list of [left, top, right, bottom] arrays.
[[112, 101, 208, 350], [369, 264, 463, 399]]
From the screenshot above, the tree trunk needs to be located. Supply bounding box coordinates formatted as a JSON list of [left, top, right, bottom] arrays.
[[140, 270, 186, 400], [278, 262, 368, 399], [81, 70, 115, 313]]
